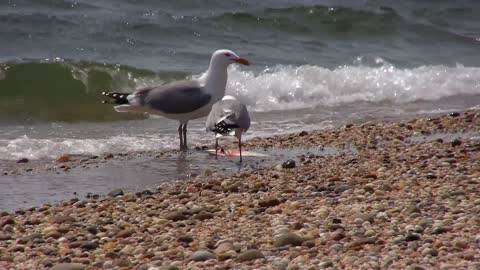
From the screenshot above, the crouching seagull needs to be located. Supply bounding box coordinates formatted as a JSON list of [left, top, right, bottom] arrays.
[[206, 95, 251, 162]]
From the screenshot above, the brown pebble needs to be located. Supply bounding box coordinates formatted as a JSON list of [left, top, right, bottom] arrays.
[[165, 212, 187, 221], [56, 155, 70, 163], [258, 196, 281, 208], [235, 249, 264, 262], [117, 228, 135, 238]]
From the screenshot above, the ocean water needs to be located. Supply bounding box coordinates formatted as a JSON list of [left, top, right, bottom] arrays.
[[1, 0, 480, 160]]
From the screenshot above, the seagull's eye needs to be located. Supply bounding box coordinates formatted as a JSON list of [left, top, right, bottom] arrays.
[[224, 53, 231, 57]]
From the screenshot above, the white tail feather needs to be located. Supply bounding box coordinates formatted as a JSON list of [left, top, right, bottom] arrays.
[[114, 105, 146, 113]]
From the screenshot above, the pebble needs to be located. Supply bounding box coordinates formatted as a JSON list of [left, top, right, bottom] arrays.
[[405, 233, 421, 242], [17, 158, 29, 163], [0, 216, 15, 227], [190, 250, 216, 262], [319, 260, 334, 269], [51, 263, 85, 270], [103, 260, 113, 268], [421, 248, 438, 257], [0, 232, 11, 240], [273, 232, 304, 247], [107, 189, 124, 197], [431, 226, 451, 234], [158, 266, 180, 270], [114, 258, 131, 267], [282, 160, 296, 169], [235, 249, 264, 262], [166, 212, 187, 221], [194, 211, 214, 220], [214, 241, 234, 254], [117, 228, 135, 238], [258, 196, 281, 208]]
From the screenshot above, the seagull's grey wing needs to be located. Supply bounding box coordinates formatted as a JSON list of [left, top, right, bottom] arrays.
[[132, 80, 211, 114]]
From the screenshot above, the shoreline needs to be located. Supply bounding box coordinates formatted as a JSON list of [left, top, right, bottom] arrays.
[[0, 110, 479, 269]]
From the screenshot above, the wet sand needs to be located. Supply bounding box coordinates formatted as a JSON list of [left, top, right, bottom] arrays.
[[0, 110, 479, 269]]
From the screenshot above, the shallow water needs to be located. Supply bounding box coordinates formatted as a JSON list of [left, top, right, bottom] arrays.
[[1, 0, 480, 160], [0, 145, 350, 212]]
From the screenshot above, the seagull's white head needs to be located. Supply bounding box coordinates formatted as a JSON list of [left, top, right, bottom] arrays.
[[210, 49, 250, 68]]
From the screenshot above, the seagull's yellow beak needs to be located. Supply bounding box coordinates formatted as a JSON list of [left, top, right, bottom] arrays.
[[235, 57, 250, 65]]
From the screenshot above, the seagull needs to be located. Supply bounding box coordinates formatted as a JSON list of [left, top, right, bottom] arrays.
[[101, 49, 250, 150], [206, 95, 251, 162]]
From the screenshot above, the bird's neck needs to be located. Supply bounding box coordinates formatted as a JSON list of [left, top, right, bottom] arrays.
[[199, 62, 228, 101]]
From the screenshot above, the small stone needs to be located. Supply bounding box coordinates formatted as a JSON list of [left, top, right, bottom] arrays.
[[51, 263, 85, 270], [217, 250, 236, 261], [166, 212, 187, 221], [281, 160, 296, 169], [421, 248, 438, 257], [355, 212, 375, 223], [108, 189, 124, 197], [431, 226, 451, 235], [29, 232, 43, 241], [0, 216, 15, 227], [3, 224, 13, 232], [214, 241, 234, 254], [42, 259, 55, 268], [299, 131, 308, 136], [454, 239, 468, 249], [449, 112, 460, 117], [405, 205, 420, 214], [52, 216, 76, 224], [364, 184, 375, 193], [334, 185, 351, 193], [302, 240, 315, 248], [0, 255, 14, 262], [0, 232, 11, 240], [235, 249, 264, 262], [364, 229, 376, 237], [351, 237, 377, 247], [117, 228, 135, 238], [330, 231, 345, 241], [45, 231, 61, 239], [194, 211, 214, 220], [190, 250, 216, 262], [17, 158, 29, 163], [80, 241, 98, 250], [258, 196, 281, 208], [10, 245, 25, 252], [87, 226, 98, 235], [319, 260, 334, 268], [158, 266, 179, 270], [451, 139, 462, 147], [120, 245, 135, 255], [103, 261, 113, 268], [177, 235, 194, 243], [57, 155, 70, 163], [273, 232, 304, 247], [114, 258, 131, 267], [405, 233, 420, 242]]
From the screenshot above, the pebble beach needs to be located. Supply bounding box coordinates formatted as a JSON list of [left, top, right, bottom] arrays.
[[1, 110, 479, 270]]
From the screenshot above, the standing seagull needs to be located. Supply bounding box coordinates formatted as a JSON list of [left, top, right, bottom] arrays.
[[102, 49, 250, 150], [206, 95, 251, 162]]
